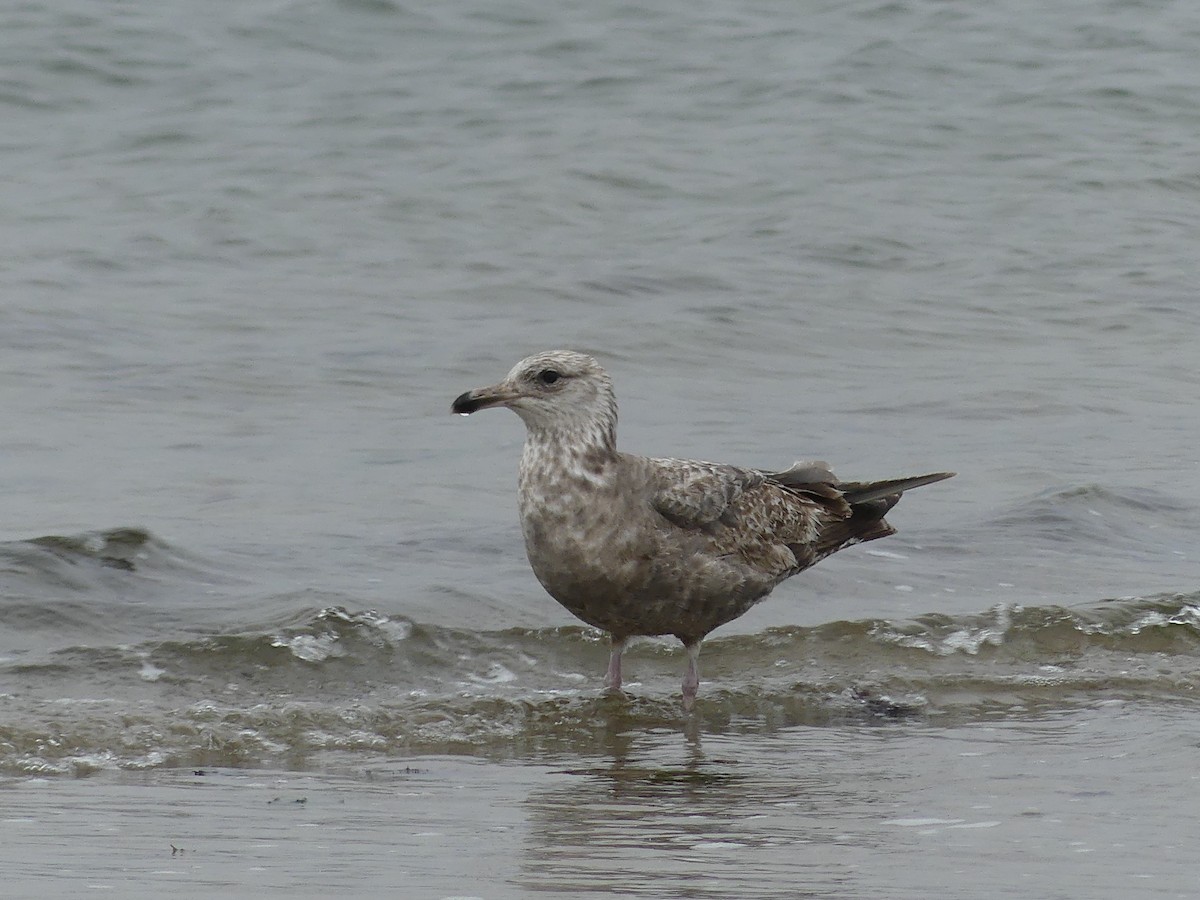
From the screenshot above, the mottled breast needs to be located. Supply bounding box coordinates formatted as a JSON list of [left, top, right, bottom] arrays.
[[517, 463, 775, 639]]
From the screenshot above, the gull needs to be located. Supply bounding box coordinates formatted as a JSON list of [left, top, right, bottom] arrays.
[[452, 350, 952, 709]]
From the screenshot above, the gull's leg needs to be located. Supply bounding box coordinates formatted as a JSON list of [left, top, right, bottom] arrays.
[[604, 635, 628, 691], [681, 641, 702, 711]]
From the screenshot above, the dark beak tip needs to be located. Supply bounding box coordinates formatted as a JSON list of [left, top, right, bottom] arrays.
[[451, 391, 478, 415]]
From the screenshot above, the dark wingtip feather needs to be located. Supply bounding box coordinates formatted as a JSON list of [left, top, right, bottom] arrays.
[[838, 471, 954, 506]]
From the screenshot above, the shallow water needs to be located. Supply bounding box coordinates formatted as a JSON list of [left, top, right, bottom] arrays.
[[4, 704, 1198, 899], [4, 0, 1200, 896]]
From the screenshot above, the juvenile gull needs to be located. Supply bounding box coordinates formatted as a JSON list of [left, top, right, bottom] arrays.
[[452, 350, 953, 708]]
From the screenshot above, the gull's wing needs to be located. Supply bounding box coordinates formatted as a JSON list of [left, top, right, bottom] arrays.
[[643, 456, 851, 581], [645, 457, 952, 578], [645, 457, 855, 533], [645, 457, 768, 529]]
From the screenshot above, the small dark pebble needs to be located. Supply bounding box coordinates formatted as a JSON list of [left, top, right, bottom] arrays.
[[852, 687, 924, 719]]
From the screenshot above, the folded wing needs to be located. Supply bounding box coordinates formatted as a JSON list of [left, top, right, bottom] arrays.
[[648, 457, 953, 580]]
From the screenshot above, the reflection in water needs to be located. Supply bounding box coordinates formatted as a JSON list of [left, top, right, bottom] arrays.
[[517, 708, 891, 898], [514, 705, 1200, 899]]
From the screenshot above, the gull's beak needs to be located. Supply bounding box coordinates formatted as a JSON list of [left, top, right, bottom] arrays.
[[451, 381, 522, 415]]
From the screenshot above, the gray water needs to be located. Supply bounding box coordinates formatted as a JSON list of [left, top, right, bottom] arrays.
[[3, 0, 1200, 896]]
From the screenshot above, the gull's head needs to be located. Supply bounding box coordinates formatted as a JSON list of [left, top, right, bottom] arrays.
[[452, 350, 617, 442]]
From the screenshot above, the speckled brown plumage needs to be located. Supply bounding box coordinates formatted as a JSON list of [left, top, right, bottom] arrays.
[[452, 350, 953, 708]]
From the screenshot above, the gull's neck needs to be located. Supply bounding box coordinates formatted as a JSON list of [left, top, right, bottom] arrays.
[[518, 402, 619, 490]]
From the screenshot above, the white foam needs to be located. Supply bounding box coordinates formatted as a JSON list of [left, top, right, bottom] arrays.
[[271, 633, 344, 662], [467, 662, 517, 684], [139, 661, 166, 682]]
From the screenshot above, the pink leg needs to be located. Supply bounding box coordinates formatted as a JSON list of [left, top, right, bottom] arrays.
[[681, 642, 701, 711], [604, 636, 627, 691]]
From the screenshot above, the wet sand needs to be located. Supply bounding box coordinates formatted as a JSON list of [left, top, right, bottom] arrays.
[[2, 702, 1194, 899]]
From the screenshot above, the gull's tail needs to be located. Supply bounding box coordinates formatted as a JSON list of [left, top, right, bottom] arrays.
[[833, 471, 955, 546], [765, 465, 954, 556]]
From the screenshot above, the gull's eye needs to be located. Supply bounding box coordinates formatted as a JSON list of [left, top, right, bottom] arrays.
[[537, 369, 561, 386]]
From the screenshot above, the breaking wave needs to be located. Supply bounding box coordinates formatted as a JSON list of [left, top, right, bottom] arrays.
[[2, 591, 1198, 775]]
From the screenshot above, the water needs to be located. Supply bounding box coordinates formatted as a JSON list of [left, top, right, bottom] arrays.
[[3, 0, 1200, 896]]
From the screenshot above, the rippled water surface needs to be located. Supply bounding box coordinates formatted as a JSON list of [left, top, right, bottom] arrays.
[[3, 0, 1200, 896]]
